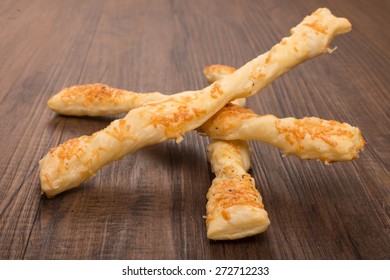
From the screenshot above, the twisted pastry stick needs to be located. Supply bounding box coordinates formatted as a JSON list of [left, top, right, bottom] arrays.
[[40, 8, 352, 197], [50, 67, 270, 239], [47, 85, 165, 116], [47, 65, 243, 116], [206, 139, 270, 240], [200, 104, 365, 163], [204, 87, 268, 239]]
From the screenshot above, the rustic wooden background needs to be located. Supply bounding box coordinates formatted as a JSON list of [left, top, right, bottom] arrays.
[[0, 0, 389, 260]]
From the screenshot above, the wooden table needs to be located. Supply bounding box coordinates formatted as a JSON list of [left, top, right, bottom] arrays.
[[0, 0, 389, 260]]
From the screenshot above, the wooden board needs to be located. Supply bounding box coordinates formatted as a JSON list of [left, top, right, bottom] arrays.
[[0, 0, 389, 260]]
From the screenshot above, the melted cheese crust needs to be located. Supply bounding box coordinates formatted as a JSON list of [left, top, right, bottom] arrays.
[[47, 84, 166, 116], [47, 65, 245, 116], [206, 140, 270, 240], [200, 104, 365, 163]]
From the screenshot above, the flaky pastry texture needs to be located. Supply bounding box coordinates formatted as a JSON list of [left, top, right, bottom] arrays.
[[47, 84, 166, 116], [40, 8, 352, 197], [206, 140, 270, 240], [200, 104, 365, 163], [47, 65, 241, 116]]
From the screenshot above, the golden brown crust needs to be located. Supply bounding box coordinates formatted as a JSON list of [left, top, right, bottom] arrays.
[[275, 118, 351, 147], [48, 65, 236, 117], [200, 104, 365, 163], [47, 66, 249, 117], [207, 173, 264, 213], [48, 84, 166, 116], [57, 84, 124, 105], [206, 140, 270, 240]]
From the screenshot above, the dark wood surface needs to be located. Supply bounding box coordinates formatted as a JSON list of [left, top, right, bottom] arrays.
[[0, 0, 389, 260]]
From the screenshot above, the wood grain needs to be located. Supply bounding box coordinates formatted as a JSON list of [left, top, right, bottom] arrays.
[[0, 0, 389, 260]]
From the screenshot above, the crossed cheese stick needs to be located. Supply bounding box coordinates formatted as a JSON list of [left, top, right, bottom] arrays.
[[48, 67, 272, 239], [46, 65, 240, 117], [40, 8, 353, 201]]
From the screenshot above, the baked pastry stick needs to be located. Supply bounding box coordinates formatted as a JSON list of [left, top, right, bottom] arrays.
[[40, 8, 352, 197], [206, 139, 270, 240], [50, 66, 269, 239], [50, 70, 269, 239], [202, 71, 268, 239], [200, 104, 365, 164], [47, 65, 242, 116], [47, 85, 166, 116]]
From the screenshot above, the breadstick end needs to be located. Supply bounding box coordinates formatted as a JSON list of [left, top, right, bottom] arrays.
[[207, 205, 270, 240], [203, 64, 237, 84]]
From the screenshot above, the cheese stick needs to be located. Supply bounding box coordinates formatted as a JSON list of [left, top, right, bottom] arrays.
[[47, 85, 166, 116], [40, 8, 352, 197], [47, 65, 241, 116], [206, 96, 268, 240], [50, 68, 269, 239], [200, 104, 365, 163], [206, 139, 270, 240], [205, 70, 268, 239]]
